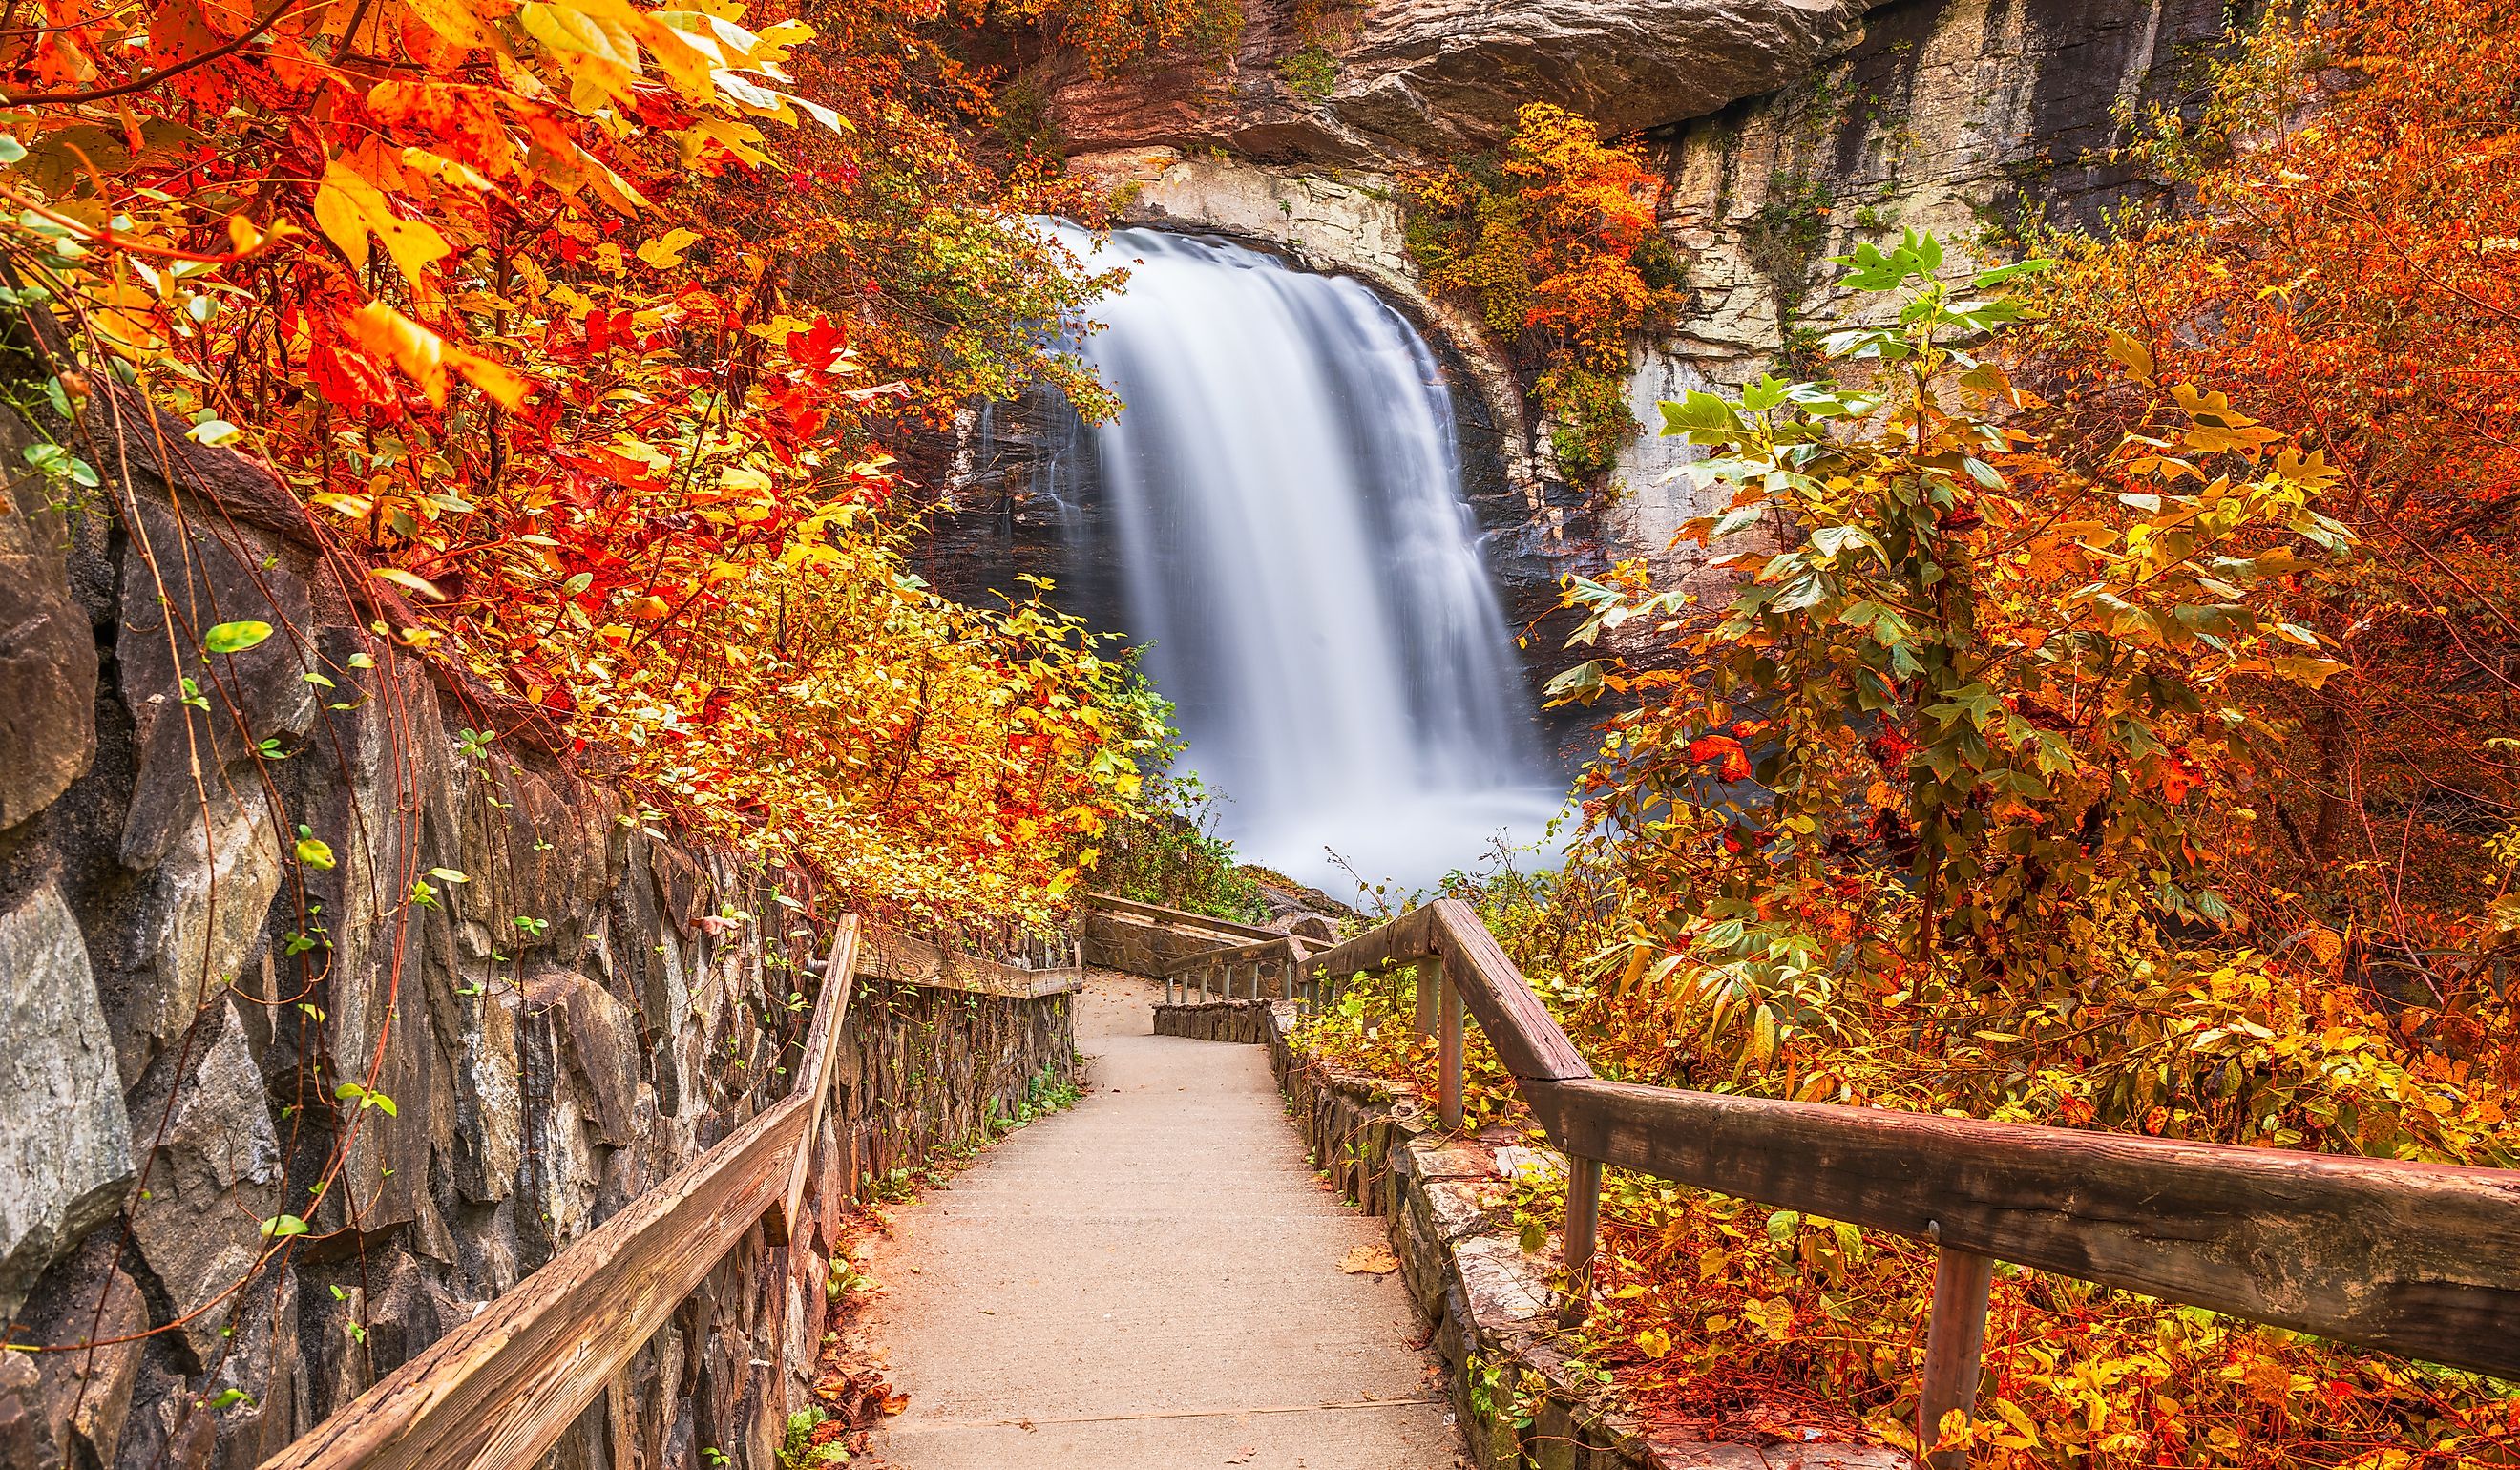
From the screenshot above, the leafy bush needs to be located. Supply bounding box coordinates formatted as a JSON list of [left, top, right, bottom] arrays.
[[1403, 103, 1684, 485], [1275, 43, 1339, 101], [1297, 236, 2520, 1462]]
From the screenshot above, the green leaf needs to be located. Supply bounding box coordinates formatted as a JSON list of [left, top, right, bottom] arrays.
[[1737, 376, 1789, 413], [1710, 506, 1766, 538], [295, 835, 337, 872], [1971, 258, 2053, 287], [186, 418, 242, 447], [203, 620, 273, 655], [258, 1213, 309, 1240], [1659, 390, 1743, 438]]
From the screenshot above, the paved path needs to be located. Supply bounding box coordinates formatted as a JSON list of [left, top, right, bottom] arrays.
[[861, 971, 1461, 1470]]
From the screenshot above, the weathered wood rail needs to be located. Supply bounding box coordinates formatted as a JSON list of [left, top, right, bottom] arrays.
[[1296, 899, 2520, 1468], [1160, 931, 1317, 1003], [259, 915, 1081, 1470]]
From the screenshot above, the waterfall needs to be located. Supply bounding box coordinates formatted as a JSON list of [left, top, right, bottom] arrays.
[[1045, 225, 1563, 893]]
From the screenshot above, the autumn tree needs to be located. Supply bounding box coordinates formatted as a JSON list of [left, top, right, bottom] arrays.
[[2031, 0, 2520, 992], [1404, 101, 1684, 482], [0, 0, 1177, 920]]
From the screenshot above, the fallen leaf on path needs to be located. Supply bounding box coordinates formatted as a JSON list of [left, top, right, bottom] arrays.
[[1339, 1244, 1401, 1274], [1227, 1449, 1257, 1463]]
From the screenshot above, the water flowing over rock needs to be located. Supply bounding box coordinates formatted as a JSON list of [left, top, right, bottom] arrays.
[[1037, 224, 1563, 891]]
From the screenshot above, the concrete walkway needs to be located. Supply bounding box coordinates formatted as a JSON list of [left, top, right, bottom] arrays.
[[861, 972, 1461, 1470]]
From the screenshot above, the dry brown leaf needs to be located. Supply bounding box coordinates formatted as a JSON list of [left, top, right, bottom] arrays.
[[1338, 1243, 1401, 1274]]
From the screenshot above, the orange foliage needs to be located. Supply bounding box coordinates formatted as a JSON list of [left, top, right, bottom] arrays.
[[2035, 0, 2520, 974], [0, 0, 1167, 918], [1403, 101, 1683, 480]]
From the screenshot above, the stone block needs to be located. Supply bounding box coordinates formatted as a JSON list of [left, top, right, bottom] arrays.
[[119, 786, 282, 1085], [13, 1230, 148, 1468], [527, 968, 640, 1146], [125, 998, 283, 1357], [0, 446, 96, 831], [0, 880, 135, 1319], [114, 502, 315, 871], [447, 972, 524, 1204]]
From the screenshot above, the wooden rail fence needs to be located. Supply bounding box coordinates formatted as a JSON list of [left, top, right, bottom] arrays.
[[1294, 899, 2520, 1469], [1160, 932, 1317, 1004], [259, 914, 1083, 1470]]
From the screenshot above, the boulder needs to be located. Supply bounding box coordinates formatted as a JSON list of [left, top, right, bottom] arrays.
[[525, 969, 640, 1147], [19, 1232, 157, 1469], [115, 502, 316, 871], [1044, 0, 1872, 164], [0, 880, 136, 1320], [444, 970, 525, 1205]]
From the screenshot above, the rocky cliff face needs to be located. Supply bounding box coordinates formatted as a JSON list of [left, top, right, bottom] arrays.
[[0, 368, 1080, 1470], [994, 0, 2232, 598], [1042, 0, 1874, 166]]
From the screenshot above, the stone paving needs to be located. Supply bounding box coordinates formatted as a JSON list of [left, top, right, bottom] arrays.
[[862, 971, 1462, 1469]]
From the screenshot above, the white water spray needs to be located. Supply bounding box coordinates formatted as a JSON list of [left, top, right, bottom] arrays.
[[1049, 225, 1564, 894]]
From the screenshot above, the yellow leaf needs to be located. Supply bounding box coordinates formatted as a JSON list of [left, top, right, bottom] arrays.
[[677, 116, 771, 168], [395, 0, 489, 48], [224, 213, 298, 256], [522, 1, 640, 97], [346, 301, 531, 410], [399, 146, 497, 194], [315, 159, 451, 287], [636, 227, 701, 268], [2105, 329, 2154, 384], [370, 566, 446, 600]]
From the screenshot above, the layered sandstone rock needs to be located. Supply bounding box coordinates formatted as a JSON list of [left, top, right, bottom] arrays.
[[1043, 0, 1875, 165]]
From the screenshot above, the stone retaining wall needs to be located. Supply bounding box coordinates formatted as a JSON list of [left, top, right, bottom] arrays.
[[0, 392, 1080, 1470], [1254, 1006, 1903, 1470]]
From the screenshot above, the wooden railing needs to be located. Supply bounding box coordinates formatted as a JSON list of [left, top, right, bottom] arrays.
[[259, 914, 1085, 1470], [1298, 899, 2520, 1469], [1160, 932, 1316, 1004], [261, 916, 863, 1470], [1089, 892, 1288, 944]]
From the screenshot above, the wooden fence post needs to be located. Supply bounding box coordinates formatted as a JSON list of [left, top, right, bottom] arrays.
[[1560, 1154, 1602, 1324], [1438, 976, 1463, 1131], [1415, 957, 1439, 1040], [1919, 1242, 1996, 1470]]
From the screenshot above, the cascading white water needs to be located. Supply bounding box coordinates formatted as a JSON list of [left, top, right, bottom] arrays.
[[1049, 225, 1564, 893]]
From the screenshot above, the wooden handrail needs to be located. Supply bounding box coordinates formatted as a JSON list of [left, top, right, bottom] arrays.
[[1301, 899, 2520, 1463], [1156, 933, 1310, 976], [769, 916, 862, 1245], [856, 917, 1084, 999], [1158, 933, 1315, 1004], [265, 919, 863, 1470], [1085, 891, 1286, 943]]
